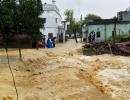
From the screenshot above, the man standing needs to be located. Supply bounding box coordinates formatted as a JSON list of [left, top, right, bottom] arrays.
[[52, 37, 56, 47]]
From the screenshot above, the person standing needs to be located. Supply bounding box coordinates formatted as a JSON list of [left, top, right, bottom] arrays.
[[51, 37, 56, 47], [46, 38, 53, 48]]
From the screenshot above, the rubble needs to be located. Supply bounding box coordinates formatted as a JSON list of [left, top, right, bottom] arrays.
[[83, 41, 130, 56]]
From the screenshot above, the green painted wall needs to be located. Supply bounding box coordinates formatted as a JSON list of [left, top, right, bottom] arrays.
[[83, 23, 130, 42]]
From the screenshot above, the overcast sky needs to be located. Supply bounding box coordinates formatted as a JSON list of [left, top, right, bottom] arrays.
[[42, 0, 130, 20]]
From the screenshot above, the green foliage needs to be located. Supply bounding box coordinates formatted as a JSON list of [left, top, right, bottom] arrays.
[[0, 0, 44, 40], [0, 0, 16, 32], [109, 34, 130, 43], [113, 16, 118, 20], [85, 14, 102, 22], [16, 0, 44, 40], [64, 9, 81, 34], [72, 21, 81, 33], [64, 9, 74, 33], [64, 9, 74, 22]]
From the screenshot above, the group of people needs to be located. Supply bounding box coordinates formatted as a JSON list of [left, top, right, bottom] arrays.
[[46, 37, 56, 48], [88, 31, 95, 43]]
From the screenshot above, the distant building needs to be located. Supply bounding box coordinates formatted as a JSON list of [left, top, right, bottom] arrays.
[[83, 7, 130, 43], [40, 0, 67, 43], [118, 7, 130, 21]]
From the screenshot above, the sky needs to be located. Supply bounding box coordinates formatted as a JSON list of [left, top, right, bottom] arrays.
[[42, 0, 130, 20]]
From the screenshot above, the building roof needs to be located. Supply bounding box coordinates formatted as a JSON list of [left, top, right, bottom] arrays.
[[118, 6, 130, 14], [43, 3, 61, 18], [86, 19, 130, 25], [126, 7, 130, 11]]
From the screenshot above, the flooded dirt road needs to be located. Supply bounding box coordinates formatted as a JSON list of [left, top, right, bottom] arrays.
[[0, 40, 130, 100]]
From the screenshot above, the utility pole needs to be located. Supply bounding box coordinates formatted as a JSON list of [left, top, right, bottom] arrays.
[[80, 14, 83, 42], [62, 21, 67, 43], [113, 20, 117, 44]]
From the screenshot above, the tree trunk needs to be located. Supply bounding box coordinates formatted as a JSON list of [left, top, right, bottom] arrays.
[[80, 30, 82, 43], [19, 48, 22, 60], [18, 35, 22, 61], [36, 40, 39, 50], [17, 26, 22, 61], [74, 32, 78, 43]]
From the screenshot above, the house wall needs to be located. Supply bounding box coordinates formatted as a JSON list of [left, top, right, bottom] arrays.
[[83, 23, 130, 43], [82, 25, 87, 41], [88, 25, 106, 42], [116, 24, 130, 34], [40, 9, 62, 42], [105, 24, 114, 40]]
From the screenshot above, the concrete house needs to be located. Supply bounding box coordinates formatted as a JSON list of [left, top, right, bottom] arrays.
[[40, 0, 67, 43], [83, 7, 130, 43]]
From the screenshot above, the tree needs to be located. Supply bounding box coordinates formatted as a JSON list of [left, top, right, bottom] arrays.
[[0, 0, 16, 49], [0, 0, 44, 41], [0, 0, 45, 59], [64, 9, 74, 37], [85, 14, 101, 22], [64, 9, 81, 43], [72, 21, 81, 43], [17, 0, 44, 39], [113, 16, 118, 20]]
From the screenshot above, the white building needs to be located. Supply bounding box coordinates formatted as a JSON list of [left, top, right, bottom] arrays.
[[40, 0, 66, 43]]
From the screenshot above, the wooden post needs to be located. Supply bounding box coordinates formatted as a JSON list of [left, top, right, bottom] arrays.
[[108, 43, 113, 54]]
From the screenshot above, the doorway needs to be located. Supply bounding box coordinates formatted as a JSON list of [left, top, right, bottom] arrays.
[[48, 33, 53, 39]]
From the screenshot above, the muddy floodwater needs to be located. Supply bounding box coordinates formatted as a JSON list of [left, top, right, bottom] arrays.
[[0, 40, 130, 100]]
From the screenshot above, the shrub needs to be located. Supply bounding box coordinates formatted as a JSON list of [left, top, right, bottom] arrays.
[[109, 33, 130, 43]]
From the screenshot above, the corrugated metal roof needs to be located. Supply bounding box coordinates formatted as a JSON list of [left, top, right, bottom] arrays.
[[86, 19, 130, 25]]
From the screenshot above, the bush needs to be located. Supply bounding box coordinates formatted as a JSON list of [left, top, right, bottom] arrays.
[[109, 34, 130, 43]]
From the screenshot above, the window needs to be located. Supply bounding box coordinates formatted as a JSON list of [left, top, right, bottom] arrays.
[[96, 31, 101, 38], [118, 12, 123, 21], [56, 18, 58, 23], [48, 33, 53, 39], [112, 31, 116, 37]]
